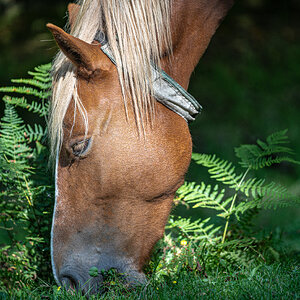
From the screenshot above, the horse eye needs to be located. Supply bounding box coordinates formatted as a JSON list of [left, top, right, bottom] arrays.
[[71, 138, 91, 157]]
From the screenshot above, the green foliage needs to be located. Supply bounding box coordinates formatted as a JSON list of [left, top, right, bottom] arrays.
[[235, 129, 300, 170], [154, 130, 300, 279], [2, 262, 299, 299], [0, 63, 299, 295], [0, 64, 54, 289], [89, 267, 99, 278], [0, 64, 51, 117]]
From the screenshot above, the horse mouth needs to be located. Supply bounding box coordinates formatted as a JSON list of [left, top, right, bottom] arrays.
[[58, 265, 146, 295]]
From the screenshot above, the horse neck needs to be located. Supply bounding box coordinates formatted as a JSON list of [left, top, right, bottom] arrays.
[[163, 0, 232, 90]]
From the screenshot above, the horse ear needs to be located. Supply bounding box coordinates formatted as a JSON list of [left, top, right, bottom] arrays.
[[47, 23, 112, 73], [67, 3, 80, 31]]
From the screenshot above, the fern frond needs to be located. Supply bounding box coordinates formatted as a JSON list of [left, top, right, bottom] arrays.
[[0, 86, 49, 99], [0, 64, 52, 115], [220, 248, 256, 268], [167, 216, 221, 245], [192, 153, 243, 188], [3, 96, 48, 116], [25, 124, 47, 143], [33, 63, 51, 73], [238, 177, 293, 205], [0, 62, 51, 143], [259, 182, 299, 209], [234, 199, 260, 220], [0, 104, 34, 181], [257, 156, 299, 169], [266, 129, 290, 145], [235, 129, 300, 169], [176, 182, 231, 212], [27, 63, 51, 78], [27, 72, 51, 83], [11, 79, 51, 90]]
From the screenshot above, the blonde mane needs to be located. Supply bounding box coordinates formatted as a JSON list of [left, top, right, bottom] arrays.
[[49, 0, 172, 160]]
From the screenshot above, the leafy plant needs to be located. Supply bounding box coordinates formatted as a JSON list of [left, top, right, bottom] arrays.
[[154, 130, 300, 278], [0, 64, 54, 289]]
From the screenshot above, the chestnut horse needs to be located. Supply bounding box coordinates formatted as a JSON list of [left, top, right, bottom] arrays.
[[47, 0, 233, 294]]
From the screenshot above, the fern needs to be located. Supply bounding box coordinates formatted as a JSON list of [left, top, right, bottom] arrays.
[[191, 153, 244, 188], [28, 64, 52, 82], [191, 132, 298, 211], [11, 78, 51, 90], [25, 123, 47, 143], [238, 178, 296, 208], [3, 95, 49, 117], [167, 216, 221, 245], [0, 86, 50, 99], [0, 63, 51, 116], [176, 182, 231, 213], [0, 63, 54, 288], [235, 129, 300, 169], [0, 104, 33, 179], [159, 130, 300, 277]]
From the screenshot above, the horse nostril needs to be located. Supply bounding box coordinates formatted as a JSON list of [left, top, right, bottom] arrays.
[[61, 275, 79, 290]]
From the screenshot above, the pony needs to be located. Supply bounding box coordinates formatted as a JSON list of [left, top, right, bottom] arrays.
[[47, 0, 233, 294]]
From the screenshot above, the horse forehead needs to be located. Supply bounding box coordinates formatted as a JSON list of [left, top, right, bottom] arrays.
[[81, 72, 122, 106], [63, 76, 121, 133]]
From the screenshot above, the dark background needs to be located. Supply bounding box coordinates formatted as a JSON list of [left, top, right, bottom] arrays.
[[0, 0, 299, 249]]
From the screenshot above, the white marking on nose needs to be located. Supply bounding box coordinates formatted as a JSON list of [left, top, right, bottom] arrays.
[[51, 149, 60, 285]]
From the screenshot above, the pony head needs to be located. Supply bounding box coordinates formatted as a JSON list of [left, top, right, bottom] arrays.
[[47, 0, 233, 294]]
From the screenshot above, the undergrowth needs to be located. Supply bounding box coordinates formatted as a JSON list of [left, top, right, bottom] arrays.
[[0, 64, 54, 289], [1, 262, 299, 299], [0, 64, 299, 297], [152, 130, 300, 279]]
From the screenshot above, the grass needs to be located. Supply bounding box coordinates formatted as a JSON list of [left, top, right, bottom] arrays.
[[1, 262, 299, 299]]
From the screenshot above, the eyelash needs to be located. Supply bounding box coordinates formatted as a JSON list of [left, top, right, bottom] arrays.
[[71, 138, 91, 157]]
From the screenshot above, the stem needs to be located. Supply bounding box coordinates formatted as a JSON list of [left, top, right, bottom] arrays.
[[23, 175, 42, 238], [221, 167, 250, 244]]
